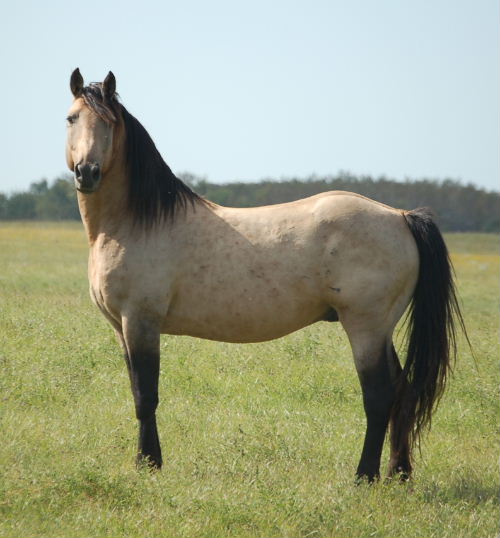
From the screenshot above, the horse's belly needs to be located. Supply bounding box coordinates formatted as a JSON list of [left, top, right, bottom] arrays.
[[162, 311, 320, 343], [161, 282, 326, 343]]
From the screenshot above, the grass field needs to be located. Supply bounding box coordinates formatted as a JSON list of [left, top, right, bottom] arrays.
[[0, 222, 498, 538]]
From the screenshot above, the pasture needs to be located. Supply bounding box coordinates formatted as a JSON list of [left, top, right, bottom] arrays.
[[0, 222, 498, 538]]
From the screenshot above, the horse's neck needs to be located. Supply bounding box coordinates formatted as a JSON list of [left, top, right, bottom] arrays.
[[77, 165, 129, 245]]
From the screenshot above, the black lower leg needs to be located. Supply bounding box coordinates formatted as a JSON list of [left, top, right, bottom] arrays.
[[356, 362, 395, 482], [137, 414, 162, 469], [130, 352, 162, 469], [387, 438, 412, 481], [388, 345, 412, 480]]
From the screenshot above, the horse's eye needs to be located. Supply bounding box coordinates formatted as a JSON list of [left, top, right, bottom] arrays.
[[66, 114, 78, 124]]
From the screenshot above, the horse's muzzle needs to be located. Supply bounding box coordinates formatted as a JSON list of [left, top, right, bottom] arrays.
[[74, 162, 101, 193]]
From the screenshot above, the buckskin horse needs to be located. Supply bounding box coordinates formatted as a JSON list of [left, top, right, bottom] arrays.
[[66, 68, 465, 481]]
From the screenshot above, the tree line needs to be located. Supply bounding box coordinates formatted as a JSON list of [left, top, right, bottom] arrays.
[[1, 173, 498, 232]]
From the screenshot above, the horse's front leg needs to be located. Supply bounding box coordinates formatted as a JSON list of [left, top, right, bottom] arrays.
[[122, 316, 162, 469]]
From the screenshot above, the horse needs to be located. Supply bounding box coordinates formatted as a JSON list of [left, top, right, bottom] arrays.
[[65, 68, 465, 481]]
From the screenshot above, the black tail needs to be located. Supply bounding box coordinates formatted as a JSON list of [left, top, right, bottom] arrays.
[[392, 208, 467, 455]]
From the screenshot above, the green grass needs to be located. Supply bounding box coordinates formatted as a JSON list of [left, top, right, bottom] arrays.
[[0, 224, 498, 538]]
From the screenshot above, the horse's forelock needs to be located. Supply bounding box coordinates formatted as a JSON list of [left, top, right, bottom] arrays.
[[81, 83, 119, 124]]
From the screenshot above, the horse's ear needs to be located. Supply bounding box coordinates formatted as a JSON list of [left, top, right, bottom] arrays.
[[103, 71, 116, 101], [70, 68, 84, 97]]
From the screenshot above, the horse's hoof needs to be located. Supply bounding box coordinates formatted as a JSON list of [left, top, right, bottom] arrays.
[[355, 472, 380, 485], [136, 454, 162, 471]]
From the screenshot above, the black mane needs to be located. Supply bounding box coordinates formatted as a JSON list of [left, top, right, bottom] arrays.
[[81, 83, 203, 228]]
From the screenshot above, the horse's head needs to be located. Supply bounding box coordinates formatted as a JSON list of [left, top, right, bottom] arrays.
[[66, 68, 120, 194]]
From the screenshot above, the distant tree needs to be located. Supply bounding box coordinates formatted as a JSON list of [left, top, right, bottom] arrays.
[[0, 193, 7, 219], [35, 178, 79, 220], [30, 179, 49, 195], [6, 192, 37, 219]]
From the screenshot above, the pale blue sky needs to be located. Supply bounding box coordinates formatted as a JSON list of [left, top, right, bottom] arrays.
[[0, 0, 498, 193]]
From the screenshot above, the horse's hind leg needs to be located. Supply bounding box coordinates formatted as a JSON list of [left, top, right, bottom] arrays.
[[387, 344, 412, 479], [122, 316, 162, 469], [341, 317, 396, 481]]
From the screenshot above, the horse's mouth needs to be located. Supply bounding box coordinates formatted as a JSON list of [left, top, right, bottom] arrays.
[[76, 186, 96, 194]]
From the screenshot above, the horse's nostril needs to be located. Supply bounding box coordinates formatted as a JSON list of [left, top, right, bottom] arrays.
[[91, 164, 101, 181], [75, 163, 83, 181]]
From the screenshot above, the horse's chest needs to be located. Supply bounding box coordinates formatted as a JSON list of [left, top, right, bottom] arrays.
[[88, 249, 130, 321]]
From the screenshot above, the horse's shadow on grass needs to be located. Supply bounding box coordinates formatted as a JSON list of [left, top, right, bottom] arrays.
[[422, 474, 498, 505]]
